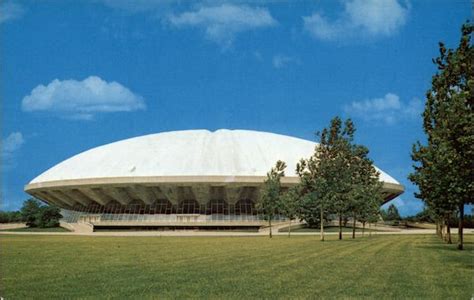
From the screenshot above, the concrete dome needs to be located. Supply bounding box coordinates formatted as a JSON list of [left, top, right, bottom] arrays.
[[30, 129, 399, 185]]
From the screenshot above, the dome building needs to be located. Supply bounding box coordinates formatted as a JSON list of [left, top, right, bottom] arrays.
[[24, 129, 404, 231]]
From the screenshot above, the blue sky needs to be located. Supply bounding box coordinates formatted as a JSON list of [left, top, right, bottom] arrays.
[[1, 0, 471, 215]]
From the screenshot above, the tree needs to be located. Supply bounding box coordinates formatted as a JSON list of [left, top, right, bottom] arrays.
[[0, 210, 23, 223], [258, 160, 286, 238], [279, 185, 300, 237], [37, 206, 62, 228], [21, 199, 43, 227], [297, 117, 379, 241], [296, 153, 331, 241], [296, 117, 351, 241], [386, 204, 401, 222], [347, 145, 384, 239], [325, 118, 355, 240], [20, 198, 62, 228], [409, 23, 473, 249], [351, 177, 383, 237]]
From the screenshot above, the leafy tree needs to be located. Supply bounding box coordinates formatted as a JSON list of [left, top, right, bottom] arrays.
[[385, 204, 401, 222], [0, 210, 23, 223], [297, 117, 380, 241], [37, 206, 62, 227], [21, 199, 43, 227], [367, 211, 380, 237], [353, 182, 383, 237], [20, 198, 61, 228], [279, 185, 300, 237], [258, 160, 286, 238], [324, 118, 356, 240], [347, 145, 384, 239], [296, 117, 351, 241], [409, 22, 473, 249], [296, 153, 331, 241]]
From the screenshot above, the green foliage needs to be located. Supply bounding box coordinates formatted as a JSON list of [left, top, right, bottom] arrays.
[[1, 235, 472, 299], [385, 204, 402, 221], [20, 198, 61, 228], [278, 185, 300, 221], [409, 22, 473, 248], [36, 205, 62, 227], [296, 117, 383, 239], [21, 199, 43, 227], [0, 211, 23, 223], [257, 160, 286, 237], [403, 206, 436, 223]]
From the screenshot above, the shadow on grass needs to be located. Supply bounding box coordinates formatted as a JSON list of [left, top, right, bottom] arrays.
[[417, 237, 473, 270]]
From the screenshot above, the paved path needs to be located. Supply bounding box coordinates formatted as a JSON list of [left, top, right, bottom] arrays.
[[0, 223, 27, 230], [1, 228, 473, 237]]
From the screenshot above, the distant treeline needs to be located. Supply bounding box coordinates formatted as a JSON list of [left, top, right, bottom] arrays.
[[0, 199, 61, 228], [0, 210, 23, 223], [402, 208, 474, 228]]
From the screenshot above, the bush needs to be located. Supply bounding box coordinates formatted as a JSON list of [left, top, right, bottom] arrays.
[[0, 211, 24, 223], [20, 198, 62, 228]]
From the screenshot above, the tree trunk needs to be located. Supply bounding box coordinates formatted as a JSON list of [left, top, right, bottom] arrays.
[[339, 214, 342, 240], [362, 222, 365, 236], [439, 221, 445, 240], [269, 218, 272, 238], [352, 213, 356, 239], [369, 222, 372, 237], [446, 218, 452, 244], [288, 219, 291, 238], [458, 204, 464, 250], [320, 206, 324, 242]]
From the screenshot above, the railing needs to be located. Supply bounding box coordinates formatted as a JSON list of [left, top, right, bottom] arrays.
[[63, 209, 287, 224]]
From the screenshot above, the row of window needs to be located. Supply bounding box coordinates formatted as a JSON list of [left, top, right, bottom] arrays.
[[71, 199, 258, 215]]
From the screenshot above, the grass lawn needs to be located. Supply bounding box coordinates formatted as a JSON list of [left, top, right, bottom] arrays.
[[0, 234, 472, 299], [0, 226, 71, 232]]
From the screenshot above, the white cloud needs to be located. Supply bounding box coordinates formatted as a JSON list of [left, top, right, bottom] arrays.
[[344, 93, 422, 125], [168, 4, 277, 47], [1, 132, 25, 171], [272, 54, 300, 69], [1, 132, 24, 155], [22, 76, 146, 120], [303, 0, 409, 41], [0, 0, 24, 24]]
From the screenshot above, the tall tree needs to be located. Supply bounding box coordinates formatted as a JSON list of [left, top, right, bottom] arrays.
[[326, 118, 358, 240], [298, 117, 365, 241], [386, 204, 401, 222], [258, 160, 286, 238], [279, 185, 300, 237], [296, 153, 330, 241], [409, 23, 473, 249], [348, 150, 384, 238]]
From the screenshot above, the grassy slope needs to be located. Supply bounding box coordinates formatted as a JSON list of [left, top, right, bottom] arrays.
[[0, 235, 472, 299]]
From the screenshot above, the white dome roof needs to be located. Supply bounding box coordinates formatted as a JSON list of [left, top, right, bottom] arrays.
[[30, 129, 399, 184]]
